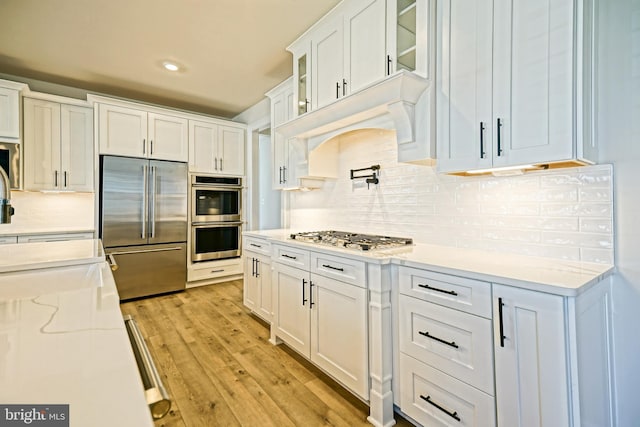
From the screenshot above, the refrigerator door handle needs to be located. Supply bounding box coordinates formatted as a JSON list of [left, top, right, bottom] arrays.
[[107, 253, 118, 271], [150, 165, 156, 239], [109, 246, 183, 256], [142, 164, 148, 239]]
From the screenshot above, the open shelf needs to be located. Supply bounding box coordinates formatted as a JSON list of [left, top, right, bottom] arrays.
[[398, 1, 417, 34]]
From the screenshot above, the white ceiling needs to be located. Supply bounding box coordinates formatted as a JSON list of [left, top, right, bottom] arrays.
[[0, 0, 341, 119]]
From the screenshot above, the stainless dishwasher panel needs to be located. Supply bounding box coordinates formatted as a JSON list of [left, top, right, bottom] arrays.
[[107, 243, 186, 300]]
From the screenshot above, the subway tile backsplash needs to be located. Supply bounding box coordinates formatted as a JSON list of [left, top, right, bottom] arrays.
[[288, 129, 614, 264]]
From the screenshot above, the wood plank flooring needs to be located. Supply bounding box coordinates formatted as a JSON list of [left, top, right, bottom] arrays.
[[120, 280, 414, 427]]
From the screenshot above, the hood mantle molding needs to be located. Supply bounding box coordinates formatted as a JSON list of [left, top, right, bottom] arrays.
[[275, 70, 430, 145]]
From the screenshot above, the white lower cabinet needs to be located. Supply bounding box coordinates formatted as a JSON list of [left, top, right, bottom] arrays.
[[493, 284, 581, 427], [397, 265, 614, 427], [398, 266, 495, 427], [243, 236, 273, 322], [187, 258, 243, 283], [401, 354, 495, 427], [272, 245, 369, 400]]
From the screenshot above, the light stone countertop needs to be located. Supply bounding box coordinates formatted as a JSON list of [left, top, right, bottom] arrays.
[[244, 229, 615, 297], [0, 240, 154, 427], [0, 224, 95, 237], [0, 239, 104, 273]]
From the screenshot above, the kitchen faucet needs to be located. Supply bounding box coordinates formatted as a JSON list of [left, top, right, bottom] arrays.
[[0, 166, 14, 224]]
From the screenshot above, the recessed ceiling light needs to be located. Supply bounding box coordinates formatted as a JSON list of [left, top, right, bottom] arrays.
[[162, 61, 180, 72]]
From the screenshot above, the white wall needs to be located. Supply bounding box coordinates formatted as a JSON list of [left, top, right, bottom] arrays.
[[597, 0, 640, 424], [289, 129, 614, 264]]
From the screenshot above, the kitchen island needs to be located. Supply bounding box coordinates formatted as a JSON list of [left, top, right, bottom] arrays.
[[0, 239, 154, 427]]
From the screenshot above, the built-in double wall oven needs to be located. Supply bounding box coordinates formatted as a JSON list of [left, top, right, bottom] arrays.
[[190, 175, 242, 262]]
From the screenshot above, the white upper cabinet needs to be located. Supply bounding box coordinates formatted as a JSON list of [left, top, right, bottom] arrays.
[[437, 0, 596, 173], [99, 103, 188, 161], [266, 78, 295, 189], [315, 0, 387, 109], [344, 0, 387, 93], [290, 0, 390, 113], [147, 112, 189, 161], [436, 0, 493, 172], [217, 125, 245, 176], [312, 14, 345, 110], [0, 86, 20, 141], [23, 98, 93, 191], [188, 119, 245, 176]]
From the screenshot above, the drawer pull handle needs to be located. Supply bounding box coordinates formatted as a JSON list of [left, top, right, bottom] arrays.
[[250, 243, 262, 248], [417, 283, 458, 296], [211, 269, 225, 273], [282, 254, 297, 260], [419, 395, 461, 422], [322, 264, 344, 272], [418, 331, 459, 349]]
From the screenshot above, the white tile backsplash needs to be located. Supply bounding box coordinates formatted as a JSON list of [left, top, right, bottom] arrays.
[[288, 129, 614, 263], [9, 191, 95, 229]]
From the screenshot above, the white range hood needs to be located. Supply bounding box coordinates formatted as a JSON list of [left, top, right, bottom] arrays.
[[274, 71, 432, 189]]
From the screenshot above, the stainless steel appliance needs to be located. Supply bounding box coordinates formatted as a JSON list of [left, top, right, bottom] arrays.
[[191, 175, 241, 223], [191, 221, 242, 261], [100, 155, 188, 300], [190, 175, 242, 262], [290, 230, 413, 251]]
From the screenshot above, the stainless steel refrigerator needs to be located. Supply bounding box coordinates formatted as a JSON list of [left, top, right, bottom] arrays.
[[100, 155, 188, 300]]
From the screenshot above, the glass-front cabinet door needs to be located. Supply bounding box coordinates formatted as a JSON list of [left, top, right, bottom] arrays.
[[297, 54, 310, 115], [396, 0, 417, 72], [291, 40, 312, 117], [386, 0, 432, 77]]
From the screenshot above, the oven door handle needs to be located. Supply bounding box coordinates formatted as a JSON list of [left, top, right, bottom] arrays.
[[191, 221, 243, 227]]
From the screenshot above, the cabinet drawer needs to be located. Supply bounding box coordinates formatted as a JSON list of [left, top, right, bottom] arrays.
[[188, 259, 243, 282], [272, 244, 310, 270], [244, 237, 271, 256], [400, 354, 495, 427], [310, 251, 366, 287], [0, 236, 17, 245], [399, 267, 492, 318], [399, 295, 494, 395]]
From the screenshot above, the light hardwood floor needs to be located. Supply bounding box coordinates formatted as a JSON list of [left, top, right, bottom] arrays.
[[120, 280, 415, 427]]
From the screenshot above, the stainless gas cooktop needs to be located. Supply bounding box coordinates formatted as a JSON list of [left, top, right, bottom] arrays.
[[290, 230, 413, 251]]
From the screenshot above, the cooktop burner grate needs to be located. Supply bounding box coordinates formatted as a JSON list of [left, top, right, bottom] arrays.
[[290, 230, 413, 251]]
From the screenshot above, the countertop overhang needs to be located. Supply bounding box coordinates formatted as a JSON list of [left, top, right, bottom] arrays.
[[244, 229, 615, 297], [0, 240, 154, 427]]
